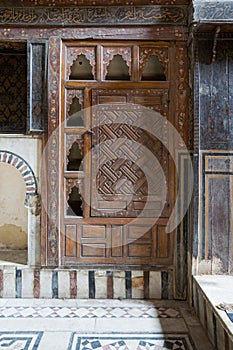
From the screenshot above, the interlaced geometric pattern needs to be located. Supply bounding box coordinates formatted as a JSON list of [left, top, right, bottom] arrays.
[[0, 54, 27, 133], [91, 105, 169, 217]]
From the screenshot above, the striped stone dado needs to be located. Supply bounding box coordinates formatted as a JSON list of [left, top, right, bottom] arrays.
[[0, 150, 37, 195], [0, 268, 173, 299]]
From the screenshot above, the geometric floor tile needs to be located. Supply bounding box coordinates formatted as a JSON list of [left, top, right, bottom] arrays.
[[68, 333, 196, 350], [0, 332, 43, 350]]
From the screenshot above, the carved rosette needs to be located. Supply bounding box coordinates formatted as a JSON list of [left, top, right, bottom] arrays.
[[175, 45, 188, 144], [47, 36, 61, 265], [139, 47, 169, 80], [66, 46, 96, 79], [66, 89, 84, 121], [66, 134, 84, 166], [103, 47, 132, 79]]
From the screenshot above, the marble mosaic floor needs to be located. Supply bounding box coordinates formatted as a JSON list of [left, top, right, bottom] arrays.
[[0, 299, 214, 350]]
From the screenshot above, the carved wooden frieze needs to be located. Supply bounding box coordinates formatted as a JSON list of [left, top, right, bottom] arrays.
[[0, 6, 187, 26], [193, 1, 233, 23], [139, 46, 169, 80], [66, 47, 96, 79], [0, 0, 189, 5], [103, 47, 132, 80]]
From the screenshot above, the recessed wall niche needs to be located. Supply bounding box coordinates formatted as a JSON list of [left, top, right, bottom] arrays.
[[105, 54, 130, 80], [69, 53, 94, 80], [141, 55, 166, 81], [0, 43, 27, 133], [67, 141, 83, 171]]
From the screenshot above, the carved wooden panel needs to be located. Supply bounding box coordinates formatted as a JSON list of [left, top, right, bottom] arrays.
[[62, 221, 173, 264], [91, 89, 170, 218]]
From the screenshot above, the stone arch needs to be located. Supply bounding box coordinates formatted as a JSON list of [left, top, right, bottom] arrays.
[[0, 150, 40, 267], [0, 150, 37, 195]]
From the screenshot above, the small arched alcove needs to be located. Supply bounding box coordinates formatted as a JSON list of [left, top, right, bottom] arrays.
[[0, 151, 38, 266], [0, 163, 28, 264], [141, 55, 166, 81]]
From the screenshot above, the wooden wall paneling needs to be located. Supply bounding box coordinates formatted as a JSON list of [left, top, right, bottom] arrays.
[[201, 152, 233, 273]]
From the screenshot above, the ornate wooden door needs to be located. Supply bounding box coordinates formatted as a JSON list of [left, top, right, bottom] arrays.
[[61, 41, 175, 267]]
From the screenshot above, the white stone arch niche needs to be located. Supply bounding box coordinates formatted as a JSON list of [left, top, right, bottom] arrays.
[[0, 150, 40, 267]]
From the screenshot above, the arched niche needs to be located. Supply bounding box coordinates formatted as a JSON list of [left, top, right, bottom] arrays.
[[67, 97, 84, 127], [105, 54, 130, 81], [0, 150, 39, 267], [141, 55, 166, 81], [67, 141, 83, 171], [67, 186, 83, 217], [69, 54, 94, 80]]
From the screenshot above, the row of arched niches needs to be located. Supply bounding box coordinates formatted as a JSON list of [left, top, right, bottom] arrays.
[[64, 44, 169, 217], [65, 45, 168, 82]]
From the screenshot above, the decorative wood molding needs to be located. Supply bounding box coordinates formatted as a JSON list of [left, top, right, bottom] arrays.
[[0, 6, 187, 26], [0, 27, 188, 42]]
